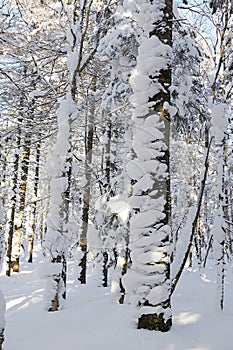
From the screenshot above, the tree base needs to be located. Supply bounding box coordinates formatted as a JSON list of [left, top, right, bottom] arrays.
[[48, 291, 59, 312], [78, 249, 87, 284], [0, 329, 4, 350], [11, 259, 19, 273], [138, 313, 172, 332]]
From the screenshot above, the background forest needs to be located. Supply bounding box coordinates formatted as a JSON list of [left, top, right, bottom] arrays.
[[0, 0, 233, 347]]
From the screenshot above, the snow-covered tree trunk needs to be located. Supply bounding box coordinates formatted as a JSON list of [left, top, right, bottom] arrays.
[[210, 103, 228, 310], [5, 129, 21, 276], [45, 94, 73, 311], [44, 16, 75, 310], [79, 84, 95, 285], [0, 178, 6, 348], [212, 145, 226, 310], [208, 0, 231, 310], [11, 132, 31, 272], [94, 121, 114, 288], [0, 201, 6, 350], [0, 200, 4, 270], [44, 0, 102, 309], [101, 121, 112, 287], [124, 0, 172, 331], [28, 142, 41, 263], [223, 143, 232, 255], [0, 139, 7, 269]]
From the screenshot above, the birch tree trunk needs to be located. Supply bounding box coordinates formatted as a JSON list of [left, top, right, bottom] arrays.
[[79, 97, 94, 284]]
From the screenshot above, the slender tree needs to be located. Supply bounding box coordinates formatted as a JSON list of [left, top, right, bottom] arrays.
[[78, 77, 96, 285], [44, 0, 112, 308], [5, 128, 21, 276], [28, 142, 41, 263]]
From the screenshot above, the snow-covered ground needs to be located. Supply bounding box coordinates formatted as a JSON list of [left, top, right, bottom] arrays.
[[1, 255, 233, 350]]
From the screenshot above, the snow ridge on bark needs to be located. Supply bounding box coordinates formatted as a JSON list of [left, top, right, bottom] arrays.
[[124, 0, 172, 331]]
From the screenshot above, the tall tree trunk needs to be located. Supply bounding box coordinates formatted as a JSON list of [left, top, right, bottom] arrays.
[[11, 132, 31, 272], [223, 142, 232, 255], [78, 105, 94, 284], [0, 200, 4, 270], [126, 0, 172, 332], [45, 97, 73, 311], [5, 130, 21, 276], [202, 124, 211, 256], [101, 121, 112, 287], [28, 142, 41, 263], [137, 0, 172, 332], [212, 139, 227, 310]]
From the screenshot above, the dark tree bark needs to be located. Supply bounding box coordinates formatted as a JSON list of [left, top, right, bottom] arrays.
[[136, 0, 173, 332], [79, 105, 94, 284], [28, 143, 41, 263], [11, 132, 31, 272], [6, 129, 21, 276]]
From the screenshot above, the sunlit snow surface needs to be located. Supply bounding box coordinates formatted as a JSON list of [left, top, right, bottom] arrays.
[[1, 255, 233, 350]]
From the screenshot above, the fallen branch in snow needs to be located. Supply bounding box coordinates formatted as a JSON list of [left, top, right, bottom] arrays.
[[170, 137, 212, 296]]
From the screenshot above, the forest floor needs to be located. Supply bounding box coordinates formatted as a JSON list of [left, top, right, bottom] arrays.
[[1, 251, 233, 350]]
